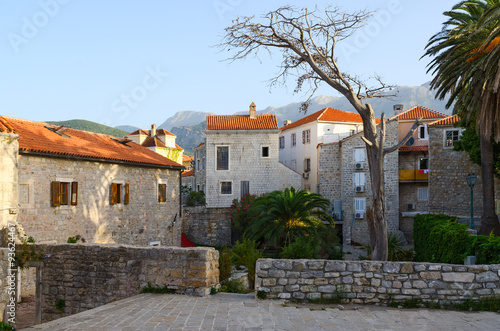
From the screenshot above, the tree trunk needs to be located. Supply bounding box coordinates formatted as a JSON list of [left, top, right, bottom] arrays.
[[478, 133, 500, 236]]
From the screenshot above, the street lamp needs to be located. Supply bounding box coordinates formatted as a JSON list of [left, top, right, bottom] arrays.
[[466, 173, 478, 229]]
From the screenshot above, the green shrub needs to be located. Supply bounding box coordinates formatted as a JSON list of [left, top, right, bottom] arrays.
[[0, 321, 15, 330], [218, 247, 232, 283], [414, 214, 500, 264], [220, 278, 246, 293], [55, 299, 65, 312], [231, 239, 262, 288], [185, 191, 205, 206], [67, 236, 77, 243], [387, 232, 415, 262], [281, 237, 317, 259], [230, 194, 258, 233], [257, 290, 267, 299], [140, 282, 175, 294]]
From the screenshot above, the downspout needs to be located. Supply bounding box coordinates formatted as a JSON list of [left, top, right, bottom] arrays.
[[179, 170, 182, 217]]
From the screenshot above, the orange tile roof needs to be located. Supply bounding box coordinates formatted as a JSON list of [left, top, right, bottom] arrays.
[[0, 117, 17, 133], [2, 116, 184, 169], [390, 106, 447, 121], [182, 155, 194, 162], [428, 114, 461, 126], [207, 114, 278, 130], [182, 170, 194, 177], [280, 107, 379, 131], [194, 142, 205, 149], [127, 128, 175, 137], [398, 146, 429, 152], [142, 136, 167, 148]]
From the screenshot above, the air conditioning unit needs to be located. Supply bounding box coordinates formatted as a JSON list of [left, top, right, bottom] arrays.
[[407, 203, 416, 211], [303, 172, 309, 179], [355, 185, 365, 193], [355, 162, 364, 170], [355, 212, 364, 219]]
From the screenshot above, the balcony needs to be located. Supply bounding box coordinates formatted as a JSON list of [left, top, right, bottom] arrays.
[[399, 169, 429, 181]]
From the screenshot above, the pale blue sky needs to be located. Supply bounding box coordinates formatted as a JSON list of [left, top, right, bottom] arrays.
[[1, 0, 458, 128]]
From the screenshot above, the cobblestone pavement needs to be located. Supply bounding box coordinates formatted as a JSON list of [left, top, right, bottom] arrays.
[[27, 293, 500, 331]]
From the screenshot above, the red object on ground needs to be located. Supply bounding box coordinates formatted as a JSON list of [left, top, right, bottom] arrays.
[[181, 234, 195, 247]]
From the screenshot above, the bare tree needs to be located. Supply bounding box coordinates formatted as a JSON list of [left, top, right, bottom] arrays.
[[219, 6, 421, 260]]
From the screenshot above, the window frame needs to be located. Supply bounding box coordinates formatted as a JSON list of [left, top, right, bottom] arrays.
[[261, 146, 270, 158], [354, 172, 366, 187], [354, 198, 366, 212], [417, 187, 429, 201], [302, 129, 311, 144], [444, 129, 461, 148], [279, 136, 285, 150], [304, 158, 311, 173], [111, 180, 129, 205], [216, 145, 230, 171], [291, 133, 296, 147], [418, 125, 428, 140], [419, 157, 429, 170], [354, 148, 366, 163], [52, 178, 78, 207], [158, 180, 167, 203], [220, 181, 233, 195], [19, 180, 34, 209]]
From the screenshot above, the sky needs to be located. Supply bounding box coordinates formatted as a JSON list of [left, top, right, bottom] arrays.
[[0, 0, 459, 129]]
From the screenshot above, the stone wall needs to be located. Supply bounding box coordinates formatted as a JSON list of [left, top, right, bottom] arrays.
[[256, 259, 500, 305], [37, 244, 219, 322], [318, 120, 399, 245], [0, 249, 12, 323], [204, 130, 302, 208], [17, 155, 181, 246], [182, 206, 231, 246], [0, 132, 19, 230]]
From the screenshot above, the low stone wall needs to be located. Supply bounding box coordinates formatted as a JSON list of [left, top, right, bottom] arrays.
[[182, 206, 231, 246], [37, 244, 219, 322], [256, 259, 500, 305]]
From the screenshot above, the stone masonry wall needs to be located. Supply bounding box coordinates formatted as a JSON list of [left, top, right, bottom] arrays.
[[205, 130, 302, 208], [256, 259, 500, 305], [17, 155, 181, 246], [0, 132, 19, 231], [37, 244, 219, 322], [182, 206, 231, 246], [429, 126, 500, 217]]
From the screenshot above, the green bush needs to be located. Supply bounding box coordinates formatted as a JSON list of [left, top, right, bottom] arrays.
[[0, 321, 15, 330], [218, 247, 232, 283], [231, 239, 262, 288], [281, 237, 317, 259], [414, 214, 500, 264], [229, 194, 258, 233], [185, 191, 205, 206], [220, 278, 246, 293], [387, 232, 415, 262]]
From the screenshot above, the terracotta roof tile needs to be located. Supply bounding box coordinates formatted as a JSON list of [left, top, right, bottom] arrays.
[[398, 146, 429, 152], [390, 106, 447, 121], [2, 116, 183, 169], [181, 170, 194, 177], [127, 128, 175, 137], [428, 114, 461, 126], [127, 129, 149, 136], [194, 142, 205, 149], [280, 107, 379, 131], [207, 114, 278, 130], [142, 136, 167, 148], [182, 155, 194, 162]]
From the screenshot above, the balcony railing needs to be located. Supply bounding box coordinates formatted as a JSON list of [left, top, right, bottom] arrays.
[[399, 169, 429, 181]]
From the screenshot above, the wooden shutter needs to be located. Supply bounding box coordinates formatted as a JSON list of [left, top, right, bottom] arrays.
[[124, 183, 130, 204], [111, 183, 118, 204], [158, 184, 166, 202], [71, 182, 78, 206], [52, 181, 61, 207]]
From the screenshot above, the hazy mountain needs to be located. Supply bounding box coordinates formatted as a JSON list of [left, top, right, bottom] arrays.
[[115, 125, 139, 134], [159, 111, 214, 130], [170, 122, 207, 154], [46, 119, 129, 137]]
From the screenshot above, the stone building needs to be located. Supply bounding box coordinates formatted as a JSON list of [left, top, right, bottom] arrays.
[[390, 105, 447, 240], [279, 107, 370, 193], [194, 103, 302, 208], [318, 119, 399, 246], [1, 116, 184, 246], [125, 124, 184, 165], [428, 114, 500, 220]]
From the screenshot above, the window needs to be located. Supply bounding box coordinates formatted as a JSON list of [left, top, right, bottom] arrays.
[[354, 198, 366, 212], [52, 180, 78, 207], [445, 129, 460, 147], [221, 182, 232, 195], [291, 133, 296, 147], [19, 180, 34, 208], [350, 129, 356, 135], [302, 130, 310, 144], [418, 125, 428, 140], [354, 148, 365, 163], [111, 182, 129, 205], [418, 187, 428, 201], [419, 157, 429, 170], [354, 173, 366, 187], [262, 146, 270, 158], [158, 183, 167, 202], [304, 158, 311, 172], [279, 136, 285, 149], [216, 146, 229, 170], [241, 181, 249, 198]]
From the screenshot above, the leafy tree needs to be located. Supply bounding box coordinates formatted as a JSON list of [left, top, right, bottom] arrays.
[[424, 0, 500, 235], [219, 7, 422, 260], [244, 187, 332, 248]]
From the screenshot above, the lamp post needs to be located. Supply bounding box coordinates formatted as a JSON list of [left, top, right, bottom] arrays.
[[466, 173, 478, 229]]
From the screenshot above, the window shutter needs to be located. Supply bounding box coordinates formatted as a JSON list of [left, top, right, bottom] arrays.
[[71, 182, 78, 206], [111, 183, 118, 204], [124, 183, 130, 204], [52, 181, 61, 207], [158, 184, 167, 202]]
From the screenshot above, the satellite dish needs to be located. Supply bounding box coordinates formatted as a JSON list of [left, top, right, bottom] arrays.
[[406, 137, 414, 146]]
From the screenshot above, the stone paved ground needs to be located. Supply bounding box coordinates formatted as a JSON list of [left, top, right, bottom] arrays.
[[25, 293, 500, 331]]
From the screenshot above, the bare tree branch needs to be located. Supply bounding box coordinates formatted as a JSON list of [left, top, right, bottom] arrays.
[[383, 117, 423, 155]]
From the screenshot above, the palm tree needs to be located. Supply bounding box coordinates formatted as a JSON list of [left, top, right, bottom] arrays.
[[424, 0, 500, 235], [244, 187, 332, 248]]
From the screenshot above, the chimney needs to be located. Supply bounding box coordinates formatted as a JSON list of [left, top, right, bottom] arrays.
[[249, 102, 257, 119], [283, 120, 292, 126], [151, 124, 156, 137], [393, 104, 404, 115]]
